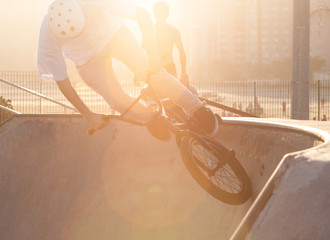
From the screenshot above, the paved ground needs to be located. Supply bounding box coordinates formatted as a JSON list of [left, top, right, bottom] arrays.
[[0, 115, 329, 240]]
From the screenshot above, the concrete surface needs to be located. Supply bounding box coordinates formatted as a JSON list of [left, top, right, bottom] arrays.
[[0, 115, 329, 240], [231, 118, 330, 240]]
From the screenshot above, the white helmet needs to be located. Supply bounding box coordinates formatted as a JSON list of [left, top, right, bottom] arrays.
[[47, 0, 86, 41]]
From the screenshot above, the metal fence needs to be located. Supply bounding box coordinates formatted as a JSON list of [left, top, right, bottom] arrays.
[[0, 71, 329, 120]]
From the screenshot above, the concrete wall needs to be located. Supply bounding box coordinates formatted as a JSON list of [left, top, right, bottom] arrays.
[[0, 115, 328, 240]]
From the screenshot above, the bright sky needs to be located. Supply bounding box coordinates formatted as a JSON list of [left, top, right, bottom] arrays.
[[0, 0, 175, 71]]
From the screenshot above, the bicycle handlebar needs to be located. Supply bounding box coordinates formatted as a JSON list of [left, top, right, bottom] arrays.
[[87, 84, 176, 135], [87, 114, 151, 135]]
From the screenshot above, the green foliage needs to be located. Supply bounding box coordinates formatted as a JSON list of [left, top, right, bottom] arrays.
[[0, 96, 14, 123], [0, 96, 13, 109]]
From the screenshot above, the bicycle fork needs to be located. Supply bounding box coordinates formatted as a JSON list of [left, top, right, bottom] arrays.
[[209, 149, 236, 177]]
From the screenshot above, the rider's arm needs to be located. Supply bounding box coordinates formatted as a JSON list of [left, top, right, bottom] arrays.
[[102, 1, 154, 52], [102, 2, 161, 72], [56, 78, 107, 129], [174, 29, 189, 86], [37, 16, 68, 81], [56, 78, 92, 117]]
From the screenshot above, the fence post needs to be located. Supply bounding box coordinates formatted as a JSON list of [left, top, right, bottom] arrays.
[[254, 81, 257, 115], [39, 75, 42, 114], [318, 80, 321, 121]]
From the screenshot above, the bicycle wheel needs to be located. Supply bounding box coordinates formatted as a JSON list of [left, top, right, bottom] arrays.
[[180, 133, 251, 205]]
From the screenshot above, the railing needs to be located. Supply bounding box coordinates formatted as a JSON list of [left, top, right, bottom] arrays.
[[0, 105, 21, 124], [0, 71, 113, 114], [0, 78, 77, 114], [310, 79, 330, 121], [193, 80, 291, 118], [0, 71, 329, 120]]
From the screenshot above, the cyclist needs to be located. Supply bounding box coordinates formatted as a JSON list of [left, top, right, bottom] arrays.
[[37, 0, 219, 136]]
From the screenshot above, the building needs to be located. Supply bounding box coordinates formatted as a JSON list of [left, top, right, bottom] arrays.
[[175, 0, 330, 81], [310, 0, 330, 74]]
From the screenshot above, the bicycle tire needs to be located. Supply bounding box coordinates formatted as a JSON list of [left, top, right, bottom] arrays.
[[180, 133, 251, 205]]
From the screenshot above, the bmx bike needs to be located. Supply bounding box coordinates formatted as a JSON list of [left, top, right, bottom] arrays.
[[88, 84, 251, 205]]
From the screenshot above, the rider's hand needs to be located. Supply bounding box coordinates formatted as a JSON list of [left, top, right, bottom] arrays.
[[85, 112, 109, 130]]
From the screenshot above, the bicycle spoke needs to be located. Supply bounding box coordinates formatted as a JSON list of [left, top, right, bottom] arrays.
[[212, 165, 243, 193], [190, 139, 243, 194]]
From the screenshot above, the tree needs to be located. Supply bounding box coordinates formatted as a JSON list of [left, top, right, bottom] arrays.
[[0, 96, 14, 123]]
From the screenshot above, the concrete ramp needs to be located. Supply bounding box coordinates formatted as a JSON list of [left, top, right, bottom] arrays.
[[0, 115, 327, 240]]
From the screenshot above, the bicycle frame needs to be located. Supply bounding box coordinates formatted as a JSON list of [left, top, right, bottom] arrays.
[[88, 83, 187, 136]]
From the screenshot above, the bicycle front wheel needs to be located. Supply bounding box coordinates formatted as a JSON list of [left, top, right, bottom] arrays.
[[180, 133, 251, 205]]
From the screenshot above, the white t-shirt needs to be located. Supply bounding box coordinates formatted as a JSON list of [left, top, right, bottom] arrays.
[[37, 0, 139, 81]]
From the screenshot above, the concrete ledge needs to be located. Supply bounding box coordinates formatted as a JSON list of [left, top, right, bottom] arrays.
[[217, 118, 327, 202], [228, 118, 330, 240]]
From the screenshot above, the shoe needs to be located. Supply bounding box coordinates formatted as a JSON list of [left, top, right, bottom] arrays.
[[190, 106, 220, 137], [147, 114, 171, 141]]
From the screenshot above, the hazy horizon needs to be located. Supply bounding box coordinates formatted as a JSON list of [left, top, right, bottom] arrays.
[[0, 0, 176, 71]]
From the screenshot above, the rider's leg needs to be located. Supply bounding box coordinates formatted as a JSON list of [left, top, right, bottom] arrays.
[[149, 70, 219, 136], [76, 49, 153, 121], [149, 69, 203, 113]]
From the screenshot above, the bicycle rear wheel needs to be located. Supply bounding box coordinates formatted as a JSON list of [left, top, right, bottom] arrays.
[[180, 133, 251, 205]]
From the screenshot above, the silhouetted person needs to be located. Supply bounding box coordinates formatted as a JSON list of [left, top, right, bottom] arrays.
[[282, 101, 287, 116], [322, 114, 327, 121], [152, 1, 189, 87]]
